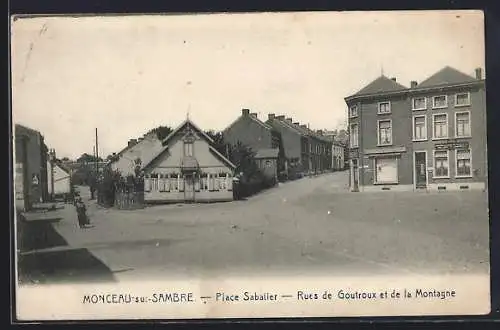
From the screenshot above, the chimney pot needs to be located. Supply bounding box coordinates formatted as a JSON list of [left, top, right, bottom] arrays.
[[391, 77, 397, 82], [250, 113, 257, 118], [293, 122, 300, 126], [242, 109, 250, 116], [268, 113, 275, 120], [128, 139, 138, 147], [286, 118, 293, 123], [475, 67, 482, 80], [411, 81, 418, 88]]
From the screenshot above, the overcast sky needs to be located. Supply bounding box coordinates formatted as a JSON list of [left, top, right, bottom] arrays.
[[11, 11, 484, 159]]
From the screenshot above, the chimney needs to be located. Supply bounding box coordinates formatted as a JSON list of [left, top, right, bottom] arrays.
[[128, 139, 138, 147], [317, 130, 323, 136], [276, 115, 285, 120], [242, 108, 250, 116], [250, 113, 258, 119], [286, 118, 293, 124], [391, 77, 397, 82], [411, 81, 418, 88], [300, 125, 307, 129], [475, 67, 482, 80], [268, 113, 275, 121], [293, 122, 300, 126]]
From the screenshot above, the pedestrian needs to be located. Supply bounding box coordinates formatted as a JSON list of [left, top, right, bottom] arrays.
[[74, 197, 90, 228]]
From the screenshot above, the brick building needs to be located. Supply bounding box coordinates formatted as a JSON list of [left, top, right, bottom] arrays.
[[344, 66, 486, 192], [223, 109, 281, 181], [266, 114, 332, 177]]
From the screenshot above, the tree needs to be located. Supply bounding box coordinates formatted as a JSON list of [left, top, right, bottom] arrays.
[[61, 157, 71, 162], [76, 153, 102, 163], [147, 125, 173, 141], [205, 130, 227, 156]]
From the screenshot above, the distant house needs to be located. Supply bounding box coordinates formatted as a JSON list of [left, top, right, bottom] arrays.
[[14, 124, 50, 210], [47, 159, 72, 198], [141, 118, 236, 203], [223, 109, 281, 181], [109, 132, 164, 177]]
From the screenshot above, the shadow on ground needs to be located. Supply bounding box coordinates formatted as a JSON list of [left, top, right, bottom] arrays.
[[16, 214, 116, 285]]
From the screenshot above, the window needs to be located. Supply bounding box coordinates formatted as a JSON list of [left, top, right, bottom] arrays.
[[434, 150, 449, 178], [412, 97, 427, 110], [413, 116, 427, 141], [378, 102, 391, 114], [432, 95, 448, 109], [456, 150, 472, 177], [350, 123, 359, 148], [349, 105, 358, 117], [375, 157, 398, 184], [184, 142, 193, 156], [455, 112, 471, 137], [433, 114, 448, 139], [378, 120, 392, 145], [455, 93, 470, 107]]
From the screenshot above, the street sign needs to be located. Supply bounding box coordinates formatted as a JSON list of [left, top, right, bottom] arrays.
[[435, 140, 470, 150]]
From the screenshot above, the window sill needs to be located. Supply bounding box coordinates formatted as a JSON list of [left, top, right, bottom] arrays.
[[412, 108, 427, 111], [377, 143, 393, 147], [432, 106, 448, 110], [454, 104, 471, 108], [377, 112, 391, 115], [455, 175, 473, 179], [413, 138, 428, 142], [454, 135, 472, 139], [433, 176, 450, 179], [373, 181, 399, 185], [432, 137, 449, 141]]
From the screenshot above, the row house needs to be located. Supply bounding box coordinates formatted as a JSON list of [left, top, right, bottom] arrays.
[[344, 66, 486, 192], [323, 130, 347, 171], [223, 109, 280, 182], [266, 114, 332, 176]]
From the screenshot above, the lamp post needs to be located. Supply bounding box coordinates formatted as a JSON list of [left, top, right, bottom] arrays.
[[50, 149, 56, 201]]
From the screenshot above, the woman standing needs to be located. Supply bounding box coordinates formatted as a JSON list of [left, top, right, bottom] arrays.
[[75, 197, 90, 228]]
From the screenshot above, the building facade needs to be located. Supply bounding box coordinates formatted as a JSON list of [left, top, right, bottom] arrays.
[[344, 66, 486, 192], [266, 114, 332, 177], [109, 132, 164, 177], [223, 109, 281, 181], [142, 119, 236, 203], [14, 124, 50, 210]]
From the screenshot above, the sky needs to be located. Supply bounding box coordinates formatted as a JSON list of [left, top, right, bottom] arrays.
[[11, 11, 485, 159]]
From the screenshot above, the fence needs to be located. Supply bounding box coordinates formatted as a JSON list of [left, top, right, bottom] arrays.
[[114, 190, 145, 210]]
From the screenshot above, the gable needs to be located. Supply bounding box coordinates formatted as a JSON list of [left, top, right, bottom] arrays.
[[417, 66, 477, 88], [354, 76, 408, 96]]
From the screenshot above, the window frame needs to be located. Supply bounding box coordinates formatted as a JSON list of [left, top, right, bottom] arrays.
[[373, 156, 399, 184], [412, 96, 427, 111], [349, 123, 359, 148], [432, 113, 449, 140], [349, 105, 359, 118], [433, 149, 450, 179], [377, 119, 393, 146], [455, 92, 471, 107], [454, 111, 472, 138], [183, 141, 194, 157], [432, 95, 448, 109], [377, 101, 391, 115], [455, 149, 473, 178], [412, 115, 428, 141]]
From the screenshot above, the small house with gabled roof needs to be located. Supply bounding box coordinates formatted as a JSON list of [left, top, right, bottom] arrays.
[[141, 118, 236, 203]]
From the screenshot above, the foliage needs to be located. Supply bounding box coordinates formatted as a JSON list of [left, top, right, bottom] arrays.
[[76, 153, 102, 163], [147, 125, 173, 141], [205, 130, 227, 156]]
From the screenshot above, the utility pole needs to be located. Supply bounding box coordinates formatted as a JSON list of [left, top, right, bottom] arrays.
[[95, 128, 99, 174], [50, 149, 55, 201]]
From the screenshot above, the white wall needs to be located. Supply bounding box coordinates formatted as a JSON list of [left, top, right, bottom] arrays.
[[111, 135, 163, 176]]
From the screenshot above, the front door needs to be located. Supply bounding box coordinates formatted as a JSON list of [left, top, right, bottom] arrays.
[[415, 152, 427, 188], [184, 175, 195, 202]]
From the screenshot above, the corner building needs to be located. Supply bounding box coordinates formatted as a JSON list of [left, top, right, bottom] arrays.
[[344, 66, 486, 192]]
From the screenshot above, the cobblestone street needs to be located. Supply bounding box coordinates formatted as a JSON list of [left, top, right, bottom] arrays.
[[17, 171, 490, 284]]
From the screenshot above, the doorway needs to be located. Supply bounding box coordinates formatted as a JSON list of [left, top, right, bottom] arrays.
[[414, 151, 427, 189], [184, 175, 196, 202]]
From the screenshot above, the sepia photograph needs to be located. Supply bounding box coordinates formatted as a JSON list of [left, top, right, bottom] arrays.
[[11, 10, 490, 320]]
